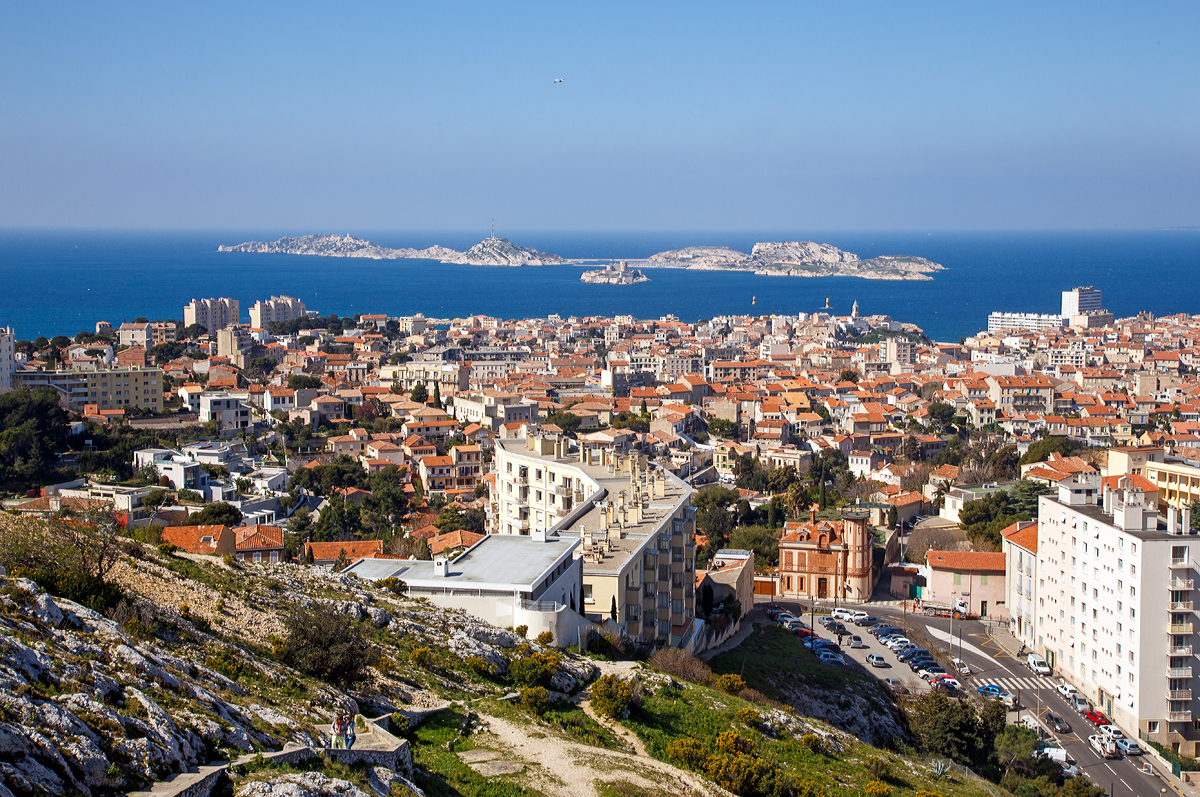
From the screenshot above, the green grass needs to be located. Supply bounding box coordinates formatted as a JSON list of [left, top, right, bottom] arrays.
[[410, 708, 543, 797], [594, 781, 681, 797]]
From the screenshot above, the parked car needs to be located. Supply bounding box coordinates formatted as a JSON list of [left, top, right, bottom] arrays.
[[1045, 713, 1071, 734], [898, 647, 930, 662], [1059, 761, 1081, 779], [820, 653, 846, 666], [1019, 715, 1045, 736], [952, 658, 971, 675], [829, 622, 847, 636], [883, 678, 906, 693], [931, 675, 962, 690], [1084, 710, 1110, 727], [1089, 735, 1121, 759], [848, 635, 866, 648], [831, 608, 856, 621], [819, 616, 838, 629], [1027, 654, 1052, 676], [1114, 738, 1142, 756], [1098, 724, 1126, 741], [793, 628, 817, 639], [1070, 694, 1091, 714], [886, 638, 912, 651], [918, 665, 947, 679], [872, 626, 901, 638], [785, 619, 810, 631], [866, 654, 888, 668], [976, 684, 1017, 707], [1055, 683, 1078, 699], [908, 658, 937, 672], [854, 615, 879, 627]]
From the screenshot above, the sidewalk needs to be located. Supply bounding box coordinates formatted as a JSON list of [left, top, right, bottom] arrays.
[[697, 609, 763, 661]]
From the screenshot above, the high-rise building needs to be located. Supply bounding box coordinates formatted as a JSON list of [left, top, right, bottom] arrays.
[[884, 336, 916, 365], [1062, 286, 1102, 318], [184, 298, 240, 332], [0, 326, 15, 389], [248, 296, 306, 328], [1037, 473, 1200, 755]]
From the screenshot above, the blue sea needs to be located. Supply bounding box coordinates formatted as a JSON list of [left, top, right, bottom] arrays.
[[0, 229, 1197, 342]]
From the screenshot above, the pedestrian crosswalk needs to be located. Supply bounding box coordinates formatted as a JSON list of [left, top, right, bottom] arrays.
[[980, 676, 1057, 693]]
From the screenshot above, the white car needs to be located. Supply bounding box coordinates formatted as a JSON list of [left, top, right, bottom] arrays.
[[1027, 654, 1052, 676], [885, 637, 912, 650], [1055, 683, 1078, 699], [1098, 724, 1126, 742], [845, 610, 869, 622], [831, 608, 856, 621], [952, 658, 971, 675]]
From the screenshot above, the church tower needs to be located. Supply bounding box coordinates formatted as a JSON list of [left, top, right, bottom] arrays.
[[851, 300, 860, 319], [840, 506, 873, 599]]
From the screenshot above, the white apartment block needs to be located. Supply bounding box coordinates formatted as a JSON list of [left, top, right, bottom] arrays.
[[884, 336, 916, 364], [1062, 286, 1102, 318], [249, 296, 306, 328], [1037, 473, 1200, 756], [200, 393, 252, 431], [987, 312, 1066, 334], [0, 326, 15, 389], [1002, 520, 1039, 650], [491, 435, 698, 648], [184, 298, 240, 332], [453, 391, 534, 430]]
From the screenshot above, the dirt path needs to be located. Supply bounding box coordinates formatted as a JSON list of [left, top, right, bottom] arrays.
[[579, 699, 648, 757], [476, 711, 725, 797]]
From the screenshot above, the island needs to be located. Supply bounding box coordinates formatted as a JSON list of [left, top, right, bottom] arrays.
[[579, 260, 649, 285], [647, 241, 944, 280], [218, 234, 568, 266], [219, 234, 943, 280]]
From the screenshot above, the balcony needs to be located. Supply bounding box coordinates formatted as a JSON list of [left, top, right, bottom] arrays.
[[1170, 579, 1195, 590], [1172, 558, 1192, 569], [1168, 690, 1194, 701], [1171, 601, 1195, 611], [1168, 711, 1194, 722], [1168, 667, 1194, 678], [1168, 646, 1193, 656], [1169, 623, 1194, 635], [513, 473, 528, 485], [553, 484, 567, 496]]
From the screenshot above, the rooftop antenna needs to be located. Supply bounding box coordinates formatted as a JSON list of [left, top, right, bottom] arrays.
[[491, 219, 494, 239]]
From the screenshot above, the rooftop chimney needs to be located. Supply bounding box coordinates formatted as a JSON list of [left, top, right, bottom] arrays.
[[810, 503, 818, 525], [433, 558, 449, 577], [1185, 506, 1193, 534], [1169, 507, 1179, 535], [532, 527, 548, 543]]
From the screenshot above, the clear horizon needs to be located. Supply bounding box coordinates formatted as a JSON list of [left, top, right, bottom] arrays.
[[2, 2, 1198, 230]]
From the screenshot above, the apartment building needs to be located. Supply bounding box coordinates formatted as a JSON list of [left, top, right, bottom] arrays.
[[1062, 286, 1103, 318], [0, 326, 14, 389], [14, 366, 163, 411], [117, 322, 174, 348], [1109, 446, 1200, 519], [987, 312, 1066, 333], [184, 297, 240, 332], [986, 374, 1055, 414], [453, 391, 534, 430], [1002, 520, 1040, 649], [381, 361, 469, 396], [216, 325, 255, 367], [200, 392, 251, 431], [491, 435, 697, 647], [883, 336, 916, 365], [1037, 473, 1200, 755], [249, 296, 306, 328]]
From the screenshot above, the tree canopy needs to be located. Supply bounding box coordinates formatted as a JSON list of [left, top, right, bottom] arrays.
[[0, 388, 70, 486]]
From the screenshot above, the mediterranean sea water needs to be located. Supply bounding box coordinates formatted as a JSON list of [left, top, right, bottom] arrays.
[[0, 229, 1197, 342]]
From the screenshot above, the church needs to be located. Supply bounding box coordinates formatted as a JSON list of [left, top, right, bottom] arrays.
[[776, 505, 875, 602]]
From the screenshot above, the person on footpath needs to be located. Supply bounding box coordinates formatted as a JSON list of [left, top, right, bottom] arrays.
[[345, 714, 357, 750], [330, 714, 345, 748]]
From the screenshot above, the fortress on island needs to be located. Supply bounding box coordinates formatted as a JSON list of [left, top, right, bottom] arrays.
[[579, 260, 649, 285]]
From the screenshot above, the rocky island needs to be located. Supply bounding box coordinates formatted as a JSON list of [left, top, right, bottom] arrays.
[[579, 260, 649, 285], [219, 233, 568, 266], [647, 240, 944, 280]]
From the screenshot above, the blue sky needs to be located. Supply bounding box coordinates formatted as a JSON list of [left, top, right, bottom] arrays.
[[1, 1, 1197, 230]]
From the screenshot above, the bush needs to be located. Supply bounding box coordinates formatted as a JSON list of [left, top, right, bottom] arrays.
[[535, 630, 554, 646], [799, 733, 822, 753], [648, 647, 713, 683], [223, 554, 238, 567], [520, 686, 550, 716], [735, 707, 762, 727], [590, 674, 638, 719], [465, 656, 491, 676], [515, 624, 528, 638], [276, 605, 379, 688], [914, 792, 944, 797], [716, 730, 756, 755], [409, 647, 433, 668], [157, 542, 179, 556], [863, 782, 891, 797], [376, 576, 407, 596], [204, 646, 245, 682], [704, 752, 787, 797], [666, 737, 710, 771], [866, 757, 893, 781], [388, 712, 411, 737], [509, 652, 560, 688], [715, 673, 746, 695]]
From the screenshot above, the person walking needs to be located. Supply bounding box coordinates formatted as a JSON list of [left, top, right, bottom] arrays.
[[345, 714, 357, 750], [330, 714, 345, 749]]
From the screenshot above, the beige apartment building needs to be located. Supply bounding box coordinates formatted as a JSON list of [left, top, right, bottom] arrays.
[[1109, 446, 1200, 518], [491, 435, 698, 647], [15, 366, 163, 411], [184, 297, 240, 332], [986, 374, 1055, 414]]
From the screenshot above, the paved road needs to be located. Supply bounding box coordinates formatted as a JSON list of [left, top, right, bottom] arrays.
[[767, 599, 1180, 797]]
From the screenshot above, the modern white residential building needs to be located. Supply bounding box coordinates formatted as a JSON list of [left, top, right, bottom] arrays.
[[1062, 286, 1102, 318], [987, 312, 1066, 334], [249, 296, 306, 328], [491, 434, 698, 648], [200, 392, 252, 431], [0, 326, 15, 389], [1002, 520, 1039, 650], [1037, 472, 1200, 755], [184, 298, 240, 332]]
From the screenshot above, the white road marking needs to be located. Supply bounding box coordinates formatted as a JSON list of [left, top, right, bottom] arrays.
[[922, 623, 993, 660]]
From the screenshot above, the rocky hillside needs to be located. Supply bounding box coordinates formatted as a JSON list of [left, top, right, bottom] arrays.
[[649, 241, 944, 280], [219, 234, 567, 266]]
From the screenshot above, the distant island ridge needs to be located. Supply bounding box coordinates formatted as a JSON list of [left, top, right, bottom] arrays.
[[219, 234, 945, 280]]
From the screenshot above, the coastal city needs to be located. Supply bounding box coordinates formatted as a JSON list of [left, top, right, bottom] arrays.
[[3, 281, 1200, 796]]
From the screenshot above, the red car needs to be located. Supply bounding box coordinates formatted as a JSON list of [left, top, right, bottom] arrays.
[[1085, 710, 1110, 727], [794, 628, 817, 639]]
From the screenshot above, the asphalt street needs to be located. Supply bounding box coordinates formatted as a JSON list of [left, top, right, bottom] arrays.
[[768, 598, 1181, 797]]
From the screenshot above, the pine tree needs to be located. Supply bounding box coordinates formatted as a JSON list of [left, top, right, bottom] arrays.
[[640, 398, 648, 415], [410, 381, 428, 403], [433, 381, 442, 408], [610, 595, 618, 623]]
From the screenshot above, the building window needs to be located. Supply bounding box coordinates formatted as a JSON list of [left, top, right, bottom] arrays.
[[953, 573, 961, 585], [583, 584, 593, 604]]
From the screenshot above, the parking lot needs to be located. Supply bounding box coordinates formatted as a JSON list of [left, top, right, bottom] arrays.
[[765, 599, 1176, 797]]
